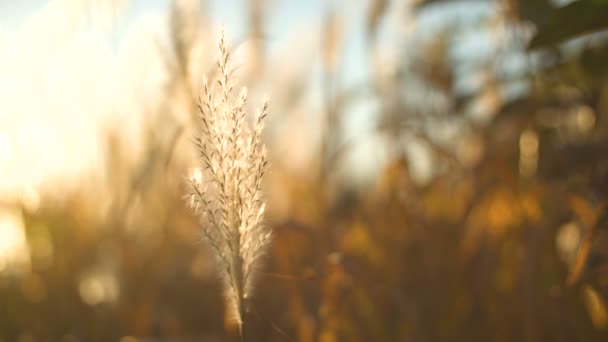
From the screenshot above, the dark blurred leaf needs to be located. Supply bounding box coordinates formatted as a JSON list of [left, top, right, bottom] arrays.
[[517, 0, 553, 25], [580, 43, 608, 77], [528, 0, 608, 49]]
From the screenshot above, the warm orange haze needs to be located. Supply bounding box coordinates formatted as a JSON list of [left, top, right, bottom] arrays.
[[1, 0, 608, 341]]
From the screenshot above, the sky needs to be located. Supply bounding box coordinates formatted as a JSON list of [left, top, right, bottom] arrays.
[[0, 0, 371, 89], [0, 0, 522, 188], [0, 0, 383, 193]]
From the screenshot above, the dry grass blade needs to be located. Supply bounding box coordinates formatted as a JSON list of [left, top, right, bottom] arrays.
[[187, 30, 271, 338]]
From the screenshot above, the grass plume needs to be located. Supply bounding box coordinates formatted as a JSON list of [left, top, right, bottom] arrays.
[[188, 31, 271, 337]]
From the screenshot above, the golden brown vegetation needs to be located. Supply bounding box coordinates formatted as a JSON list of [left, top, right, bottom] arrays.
[[1, 0, 608, 341]]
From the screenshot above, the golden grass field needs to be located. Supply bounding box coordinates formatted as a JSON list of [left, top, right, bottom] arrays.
[[1, 0, 608, 341]]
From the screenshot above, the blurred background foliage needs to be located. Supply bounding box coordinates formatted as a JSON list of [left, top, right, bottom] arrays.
[[2, 0, 608, 341]]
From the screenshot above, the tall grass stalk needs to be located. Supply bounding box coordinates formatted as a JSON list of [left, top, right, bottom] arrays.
[[188, 31, 271, 339]]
